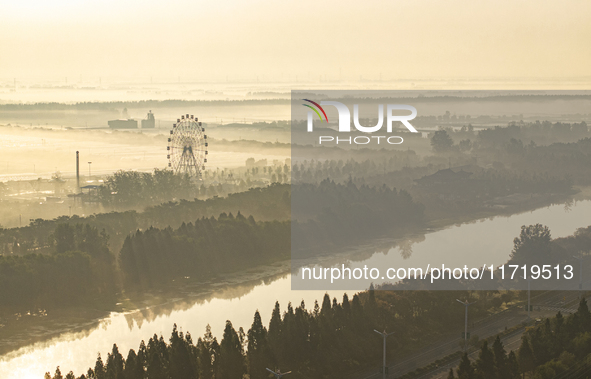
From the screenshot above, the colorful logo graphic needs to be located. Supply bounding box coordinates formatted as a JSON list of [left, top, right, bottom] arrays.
[[302, 99, 328, 123]]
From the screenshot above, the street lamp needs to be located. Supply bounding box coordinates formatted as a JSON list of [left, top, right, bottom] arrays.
[[520, 276, 532, 320], [574, 255, 585, 298], [456, 299, 476, 351], [374, 329, 394, 379], [265, 368, 291, 378], [88, 162, 92, 177]]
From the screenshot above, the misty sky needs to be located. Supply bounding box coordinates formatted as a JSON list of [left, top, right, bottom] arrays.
[[1, 0, 590, 82]]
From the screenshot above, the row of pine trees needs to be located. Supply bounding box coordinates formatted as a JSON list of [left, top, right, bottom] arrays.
[[47, 292, 376, 379], [46, 294, 591, 379]]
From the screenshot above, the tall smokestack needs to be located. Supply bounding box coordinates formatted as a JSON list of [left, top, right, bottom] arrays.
[[76, 151, 80, 192]]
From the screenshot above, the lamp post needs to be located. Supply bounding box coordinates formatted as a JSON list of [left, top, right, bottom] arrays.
[[520, 276, 532, 319], [456, 299, 476, 351], [374, 329, 394, 379], [88, 161, 92, 177], [574, 255, 585, 299]]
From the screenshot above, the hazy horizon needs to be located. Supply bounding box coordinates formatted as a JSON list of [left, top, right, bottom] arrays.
[[2, 0, 590, 84]]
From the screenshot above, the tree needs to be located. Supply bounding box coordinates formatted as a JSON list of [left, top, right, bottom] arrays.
[[247, 310, 272, 379], [457, 352, 474, 379], [342, 293, 351, 316], [510, 224, 553, 264], [447, 368, 456, 379], [431, 129, 454, 153], [518, 336, 535, 377], [492, 336, 508, 379], [268, 301, 282, 362], [219, 320, 245, 379], [507, 351, 520, 379], [506, 138, 525, 155], [146, 348, 166, 379], [94, 355, 106, 379], [476, 341, 495, 379], [459, 139, 472, 152], [52, 367, 63, 379], [123, 349, 143, 379], [577, 298, 591, 332], [169, 324, 197, 379], [198, 325, 215, 379], [106, 344, 124, 379]]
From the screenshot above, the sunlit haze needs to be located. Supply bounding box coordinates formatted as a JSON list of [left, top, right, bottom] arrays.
[[1, 0, 590, 84]]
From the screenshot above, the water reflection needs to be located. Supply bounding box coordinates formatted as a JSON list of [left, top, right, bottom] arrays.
[[0, 271, 335, 379], [291, 199, 591, 290], [1, 199, 590, 378]]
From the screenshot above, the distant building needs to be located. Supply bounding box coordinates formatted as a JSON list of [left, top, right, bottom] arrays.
[[108, 119, 138, 129], [141, 110, 155, 129]]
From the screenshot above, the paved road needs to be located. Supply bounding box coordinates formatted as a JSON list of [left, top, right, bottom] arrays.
[[425, 326, 527, 379], [352, 288, 584, 379]]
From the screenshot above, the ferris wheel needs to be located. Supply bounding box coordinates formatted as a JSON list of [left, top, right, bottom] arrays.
[[167, 114, 208, 178]]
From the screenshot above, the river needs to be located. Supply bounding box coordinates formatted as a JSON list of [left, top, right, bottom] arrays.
[[1, 199, 590, 379]]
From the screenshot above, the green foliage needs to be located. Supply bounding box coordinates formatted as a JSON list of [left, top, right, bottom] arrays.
[[292, 179, 424, 250], [0, 184, 291, 257], [491, 336, 509, 379], [0, 223, 116, 306], [510, 224, 553, 264], [98, 169, 198, 208], [53, 287, 503, 379], [247, 311, 271, 379], [517, 336, 535, 374], [51, 223, 110, 257], [219, 321, 245, 379], [431, 130, 454, 153], [120, 212, 289, 289], [457, 352, 474, 379], [464, 298, 591, 379], [475, 341, 495, 379]]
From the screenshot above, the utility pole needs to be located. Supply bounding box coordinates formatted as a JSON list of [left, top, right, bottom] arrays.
[[456, 299, 476, 351], [374, 329, 394, 379], [265, 368, 291, 378]]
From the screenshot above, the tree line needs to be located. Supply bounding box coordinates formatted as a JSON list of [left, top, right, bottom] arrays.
[[120, 212, 289, 289], [0, 184, 291, 256], [450, 298, 591, 379], [97, 167, 291, 210], [0, 223, 117, 306], [46, 286, 518, 379], [292, 179, 425, 251]]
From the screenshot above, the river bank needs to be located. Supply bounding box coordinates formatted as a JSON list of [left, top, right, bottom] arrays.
[[0, 188, 586, 361]]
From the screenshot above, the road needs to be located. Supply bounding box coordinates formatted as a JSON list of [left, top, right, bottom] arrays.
[[352, 287, 584, 379]]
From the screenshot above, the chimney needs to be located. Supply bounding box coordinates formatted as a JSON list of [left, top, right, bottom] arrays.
[[76, 151, 80, 192]]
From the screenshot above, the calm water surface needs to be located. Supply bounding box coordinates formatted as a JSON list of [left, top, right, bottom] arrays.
[[1, 200, 590, 379]]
